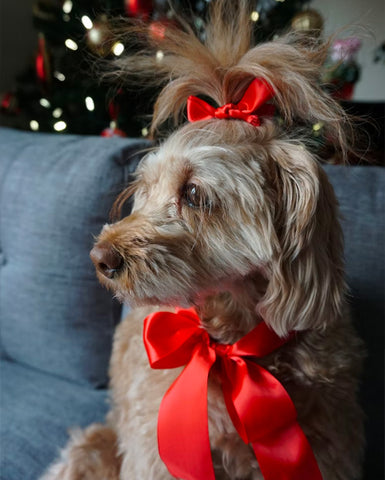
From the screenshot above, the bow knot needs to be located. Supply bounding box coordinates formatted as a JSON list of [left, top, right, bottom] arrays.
[[143, 308, 323, 480], [187, 78, 275, 127], [215, 103, 237, 117], [211, 341, 231, 356]]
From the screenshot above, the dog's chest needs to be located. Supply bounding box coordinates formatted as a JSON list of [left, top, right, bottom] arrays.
[[110, 311, 265, 479]]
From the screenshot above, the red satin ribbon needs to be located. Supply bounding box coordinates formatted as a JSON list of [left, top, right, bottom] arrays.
[[143, 308, 323, 480], [187, 78, 275, 126]]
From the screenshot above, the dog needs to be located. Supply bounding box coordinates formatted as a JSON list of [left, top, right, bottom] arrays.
[[41, 1, 364, 479]]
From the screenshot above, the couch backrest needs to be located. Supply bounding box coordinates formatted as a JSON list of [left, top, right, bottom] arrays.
[[323, 164, 384, 478], [0, 128, 148, 387]]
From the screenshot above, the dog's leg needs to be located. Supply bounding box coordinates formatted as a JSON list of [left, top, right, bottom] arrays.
[[39, 423, 121, 480]]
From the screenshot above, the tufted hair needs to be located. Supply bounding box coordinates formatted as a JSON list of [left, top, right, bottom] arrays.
[[109, 0, 352, 158]]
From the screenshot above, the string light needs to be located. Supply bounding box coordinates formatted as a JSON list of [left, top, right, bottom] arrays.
[[313, 122, 323, 132], [81, 16, 93, 30], [156, 50, 164, 62], [85, 96, 95, 111], [141, 127, 149, 137], [62, 0, 73, 14], [65, 39, 78, 51], [52, 108, 63, 118], [112, 42, 125, 56], [88, 28, 102, 45], [30, 120, 39, 131], [53, 121, 67, 132], [39, 98, 51, 108], [250, 11, 259, 22], [54, 71, 66, 81]]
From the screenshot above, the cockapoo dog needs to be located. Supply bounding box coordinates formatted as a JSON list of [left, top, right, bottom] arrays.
[[41, 1, 364, 479]]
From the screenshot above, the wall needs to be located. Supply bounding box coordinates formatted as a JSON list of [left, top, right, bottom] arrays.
[[0, 0, 36, 92], [312, 0, 385, 101]]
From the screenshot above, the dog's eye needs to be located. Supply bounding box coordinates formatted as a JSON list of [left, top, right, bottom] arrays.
[[182, 183, 209, 209]]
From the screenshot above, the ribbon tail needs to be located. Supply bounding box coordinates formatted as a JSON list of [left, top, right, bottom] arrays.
[[252, 423, 323, 480], [158, 344, 216, 480], [221, 359, 323, 480]]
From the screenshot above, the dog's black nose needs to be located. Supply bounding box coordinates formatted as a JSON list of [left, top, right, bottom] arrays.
[[90, 243, 123, 279]]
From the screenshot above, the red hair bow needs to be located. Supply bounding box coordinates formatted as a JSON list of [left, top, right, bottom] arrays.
[[187, 78, 275, 126], [143, 308, 323, 480]]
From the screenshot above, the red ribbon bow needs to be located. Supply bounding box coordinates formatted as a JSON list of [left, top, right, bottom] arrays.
[[143, 308, 323, 480], [187, 78, 275, 126]]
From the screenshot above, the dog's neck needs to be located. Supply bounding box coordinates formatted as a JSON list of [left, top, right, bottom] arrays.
[[195, 272, 268, 344]]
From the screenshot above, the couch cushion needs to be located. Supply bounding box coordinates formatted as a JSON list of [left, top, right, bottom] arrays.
[[324, 164, 384, 479], [0, 359, 109, 480], [0, 128, 148, 386]]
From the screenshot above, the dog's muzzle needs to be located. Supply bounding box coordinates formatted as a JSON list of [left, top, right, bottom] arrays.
[[90, 242, 123, 279]]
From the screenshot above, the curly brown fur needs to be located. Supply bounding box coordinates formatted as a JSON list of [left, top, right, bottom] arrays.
[[42, 1, 364, 479]]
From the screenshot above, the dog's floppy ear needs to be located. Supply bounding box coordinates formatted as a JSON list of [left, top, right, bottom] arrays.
[[260, 142, 345, 337]]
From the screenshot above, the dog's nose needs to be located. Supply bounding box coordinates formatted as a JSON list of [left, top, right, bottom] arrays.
[[90, 243, 123, 279]]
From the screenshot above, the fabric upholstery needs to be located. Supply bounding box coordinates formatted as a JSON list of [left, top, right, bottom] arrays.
[[0, 128, 147, 386], [324, 165, 384, 479], [0, 359, 108, 480]]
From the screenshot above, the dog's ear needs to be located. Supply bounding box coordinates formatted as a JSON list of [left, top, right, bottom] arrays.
[[260, 142, 345, 337]]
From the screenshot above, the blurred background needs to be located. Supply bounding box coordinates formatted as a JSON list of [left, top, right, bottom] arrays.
[[0, 0, 384, 160]]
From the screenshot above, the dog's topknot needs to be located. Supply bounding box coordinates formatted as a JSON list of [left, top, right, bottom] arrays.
[[110, 0, 351, 156]]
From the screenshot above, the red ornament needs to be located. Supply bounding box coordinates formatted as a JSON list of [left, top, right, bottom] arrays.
[[331, 81, 355, 101], [0, 92, 19, 114], [101, 96, 127, 137], [125, 0, 153, 18], [108, 98, 121, 121], [101, 125, 127, 137], [149, 20, 167, 40], [149, 18, 179, 41], [35, 33, 50, 86]]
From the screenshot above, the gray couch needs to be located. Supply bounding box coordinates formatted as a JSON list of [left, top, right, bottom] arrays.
[[0, 127, 383, 480]]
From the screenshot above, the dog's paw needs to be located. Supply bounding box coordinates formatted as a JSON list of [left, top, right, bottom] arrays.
[[39, 424, 121, 480]]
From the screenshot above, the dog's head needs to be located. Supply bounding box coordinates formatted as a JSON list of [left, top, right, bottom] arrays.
[[91, 1, 350, 336]]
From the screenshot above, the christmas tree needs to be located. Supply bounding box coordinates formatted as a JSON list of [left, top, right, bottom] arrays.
[[1, 0, 325, 138]]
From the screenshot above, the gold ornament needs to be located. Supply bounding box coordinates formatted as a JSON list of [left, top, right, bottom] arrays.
[[291, 9, 324, 36]]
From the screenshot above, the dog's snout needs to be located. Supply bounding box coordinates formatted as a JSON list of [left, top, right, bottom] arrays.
[[90, 243, 123, 279]]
